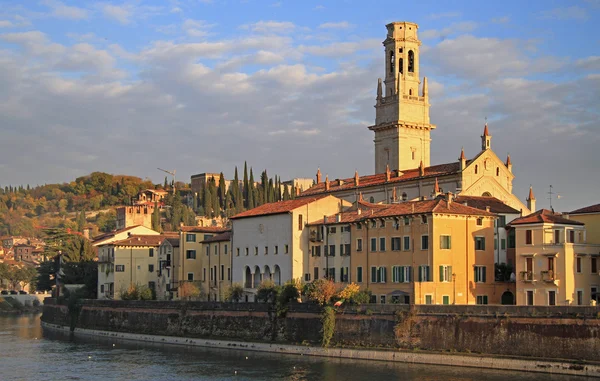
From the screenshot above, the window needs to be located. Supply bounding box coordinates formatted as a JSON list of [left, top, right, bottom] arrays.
[[245, 247, 249, 256], [254, 246, 258, 255], [371, 220, 377, 228], [100, 284, 105, 293], [498, 216, 506, 227], [357, 267, 363, 283], [115, 265, 125, 272], [329, 245, 335, 257], [298, 214, 303, 230], [274, 245, 278, 255], [418, 265, 431, 282], [330, 227, 337, 234], [221, 265, 224, 281], [476, 295, 488, 305], [186, 233, 196, 242], [475, 165, 478, 174], [285, 244, 289, 254], [149, 248, 154, 257], [340, 243, 350, 256], [392, 266, 412, 283], [328, 268, 336, 281], [314, 267, 319, 280], [476, 218, 483, 226], [421, 235, 429, 250], [408, 50, 414, 72], [369, 197, 375, 203], [148, 264, 154, 273], [264, 246, 268, 255], [214, 246, 218, 255], [440, 235, 451, 249], [376, 267, 387, 283], [187, 273, 194, 281], [526, 290, 534, 306], [501, 239, 506, 250], [475, 236, 486, 251], [508, 230, 516, 248], [304, 273, 311, 282], [203, 268, 206, 281], [224, 245, 228, 255], [548, 290, 556, 306], [592, 257, 598, 274], [342, 225, 351, 232], [569, 230, 575, 243], [357, 238, 363, 251], [577, 257, 582, 273], [474, 266, 487, 283], [403, 236, 410, 251], [186, 250, 196, 259], [577, 290, 583, 305], [340, 267, 349, 282], [421, 215, 427, 224], [404, 216, 410, 226], [439, 265, 452, 282], [203, 234, 213, 241], [379, 237, 386, 252], [443, 295, 450, 305], [380, 295, 386, 304], [391, 237, 401, 251], [311, 246, 321, 257], [148, 281, 155, 291], [228, 268, 231, 281], [526, 230, 533, 245], [425, 295, 433, 305], [206, 246, 210, 256], [357, 223, 362, 230], [371, 237, 377, 252], [380, 220, 385, 228]]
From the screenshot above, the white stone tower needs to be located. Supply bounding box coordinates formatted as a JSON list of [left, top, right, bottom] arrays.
[[369, 22, 436, 173]]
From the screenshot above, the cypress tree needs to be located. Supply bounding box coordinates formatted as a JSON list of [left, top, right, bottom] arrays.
[[218, 172, 227, 209], [77, 210, 86, 232], [210, 178, 220, 217], [243, 161, 249, 209], [203, 183, 212, 218], [248, 168, 255, 209], [283, 185, 290, 201], [233, 166, 241, 209]]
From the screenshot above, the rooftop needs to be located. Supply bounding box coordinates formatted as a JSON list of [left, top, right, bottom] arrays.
[[180, 226, 229, 233], [110, 234, 177, 247], [202, 231, 232, 243], [569, 203, 600, 215], [230, 195, 330, 220], [454, 195, 521, 214], [508, 209, 584, 226]]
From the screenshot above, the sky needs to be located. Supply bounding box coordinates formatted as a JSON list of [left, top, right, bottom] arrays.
[[0, 0, 598, 213]]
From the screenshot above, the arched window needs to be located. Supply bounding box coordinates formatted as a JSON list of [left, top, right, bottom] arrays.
[[409, 89, 412, 95], [369, 196, 375, 203], [399, 58, 403, 74], [475, 165, 478, 174], [402, 192, 407, 201], [408, 50, 414, 72], [389, 51, 395, 73], [496, 168, 500, 176]]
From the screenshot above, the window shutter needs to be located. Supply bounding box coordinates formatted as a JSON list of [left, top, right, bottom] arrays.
[[448, 236, 451, 249], [418, 266, 422, 282], [371, 267, 377, 283], [408, 267, 412, 282], [439, 266, 444, 282], [383, 267, 387, 283], [440, 236, 443, 249], [482, 266, 487, 283], [474, 267, 478, 282], [399, 267, 404, 283], [426, 266, 431, 281], [448, 266, 452, 281]]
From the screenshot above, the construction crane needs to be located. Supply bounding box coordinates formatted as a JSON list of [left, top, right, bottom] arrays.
[[157, 168, 176, 194]]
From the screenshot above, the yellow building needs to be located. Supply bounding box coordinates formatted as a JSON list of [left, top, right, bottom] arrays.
[[201, 231, 232, 301], [568, 204, 600, 245], [175, 226, 228, 299], [510, 209, 600, 306], [311, 195, 511, 305]]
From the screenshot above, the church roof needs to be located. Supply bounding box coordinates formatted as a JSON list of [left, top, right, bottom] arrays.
[[569, 203, 600, 215], [299, 161, 462, 197], [508, 209, 583, 226], [454, 196, 521, 214]]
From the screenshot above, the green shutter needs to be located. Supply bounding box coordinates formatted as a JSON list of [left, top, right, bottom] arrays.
[[482, 266, 487, 283], [439, 266, 444, 282], [399, 267, 404, 283], [418, 266, 422, 282], [371, 267, 377, 282], [474, 267, 478, 282]]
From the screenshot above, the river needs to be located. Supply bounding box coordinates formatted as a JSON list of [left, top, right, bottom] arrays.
[[0, 314, 591, 380]]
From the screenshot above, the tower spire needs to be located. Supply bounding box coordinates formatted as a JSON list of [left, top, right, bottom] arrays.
[[527, 186, 536, 212], [481, 121, 491, 150], [459, 147, 466, 170]]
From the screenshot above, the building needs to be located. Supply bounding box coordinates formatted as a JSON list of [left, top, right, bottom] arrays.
[[97, 234, 175, 299], [568, 203, 600, 245], [115, 204, 161, 230], [156, 236, 179, 300], [454, 195, 521, 267], [310, 195, 511, 305], [201, 231, 232, 301], [13, 243, 37, 264], [174, 226, 228, 299], [230, 195, 350, 301], [282, 178, 314, 194], [92, 225, 160, 247], [136, 189, 168, 204], [300, 21, 528, 215], [191, 173, 229, 195], [509, 209, 600, 306]]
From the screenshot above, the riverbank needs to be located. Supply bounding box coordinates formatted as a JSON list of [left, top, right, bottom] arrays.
[[0, 297, 42, 315], [41, 320, 600, 378]]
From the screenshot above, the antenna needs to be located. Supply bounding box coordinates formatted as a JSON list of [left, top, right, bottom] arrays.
[[548, 185, 555, 212]]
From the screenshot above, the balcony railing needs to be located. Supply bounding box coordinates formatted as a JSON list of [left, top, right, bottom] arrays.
[[309, 230, 323, 242], [520, 271, 533, 282], [541, 270, 555, 282]]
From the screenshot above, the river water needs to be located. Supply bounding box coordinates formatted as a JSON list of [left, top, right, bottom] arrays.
[[0, 314, 590, 381]]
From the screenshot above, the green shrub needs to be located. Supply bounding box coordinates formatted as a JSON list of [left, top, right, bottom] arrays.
[[224, 283, 244, 302], [256, 280, 280, 304], [321, 306, 336, 347]]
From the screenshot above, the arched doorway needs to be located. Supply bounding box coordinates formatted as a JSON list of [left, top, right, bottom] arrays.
[[253, 266, 261, 288], [263, 265, 272, 281], [244, 266, 252, 288], [273, 265, 281, 286], [501, 291, 515, 305]]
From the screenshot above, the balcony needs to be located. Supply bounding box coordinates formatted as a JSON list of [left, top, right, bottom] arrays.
[[309, 230, 323, 242], [520, 271, 533, 282], [541, 270, 555, 282]]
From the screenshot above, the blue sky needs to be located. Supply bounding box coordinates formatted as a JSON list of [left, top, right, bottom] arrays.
[[0, 0, 599, 212]]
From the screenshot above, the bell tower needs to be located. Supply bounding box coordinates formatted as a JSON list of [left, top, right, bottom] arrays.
[[369, 22, 436, 173]]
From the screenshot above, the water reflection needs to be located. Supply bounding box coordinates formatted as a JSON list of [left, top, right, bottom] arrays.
[[0, 314, 590, 381]]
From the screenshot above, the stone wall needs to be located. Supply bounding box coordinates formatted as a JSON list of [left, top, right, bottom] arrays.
[[42, 300, 600, 362]]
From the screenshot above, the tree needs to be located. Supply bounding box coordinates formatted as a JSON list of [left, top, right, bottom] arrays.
[[218, 173, 227, 210], [76, 209, 86, 232], [248, 168, 255, 209], [224, 283, 244, 302], [283, 185, 290, 201], [243, 161, 249, 209], [306, 279, 337, 306], [179, 282, 201, 300]]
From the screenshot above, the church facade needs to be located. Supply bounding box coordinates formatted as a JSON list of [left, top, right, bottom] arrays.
[[300, 21, 529, 215]]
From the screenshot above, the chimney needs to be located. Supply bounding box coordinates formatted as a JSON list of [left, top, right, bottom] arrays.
[[446, 192, 454, 206], [485, 206, 491, 213], [316, 168, 322, 184], [325, 175, 330, 191], [433, 177, 441, 198], [336, 214, 341, 223], [391, 187, 397, 203], [526, 186, 536, 212], [295, 185, 300, 196], [338, 179, 344, 186], [354, 170, 359, 186], [127, 232, 131, 238], [419, 161, 425, 177], [396, 169, 403, 178], [385, 164, 391, 182], [506, 154, 512, 173], [357, 209, 362, 215], [358, 192, 364, 202]]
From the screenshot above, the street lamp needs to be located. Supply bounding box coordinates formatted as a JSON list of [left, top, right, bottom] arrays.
[[452, 273, 456, 304]]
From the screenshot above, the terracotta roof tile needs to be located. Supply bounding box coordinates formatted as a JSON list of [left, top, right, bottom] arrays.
[[180, 226, 228, 233], [202, 231, 232, 243], [230, 195, 330, 220], [508, 209, 583, 226], [91, 225, 143, 242], [454, 196, 521, 214], [299, 162, 461, 197], [569, 203, 600, 215]]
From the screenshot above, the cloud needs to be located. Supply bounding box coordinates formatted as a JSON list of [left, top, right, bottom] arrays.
[[538, 6, 589, 20], [101, 3, 132, 24], [240, 20, 295, 34], [491, 16, 510, 24], [318, 21, 354, 29], [41, 0, 88, 20], [576, 56, 600, 71], [299, 39, 379, 57], [182, 19, 215, 38], [420, 21, 478, 40], [314, 5, 325, 10], [0, 20, 14, 28]]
